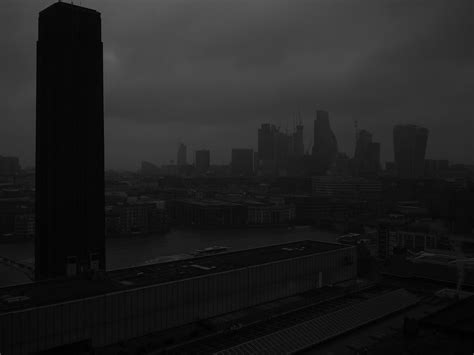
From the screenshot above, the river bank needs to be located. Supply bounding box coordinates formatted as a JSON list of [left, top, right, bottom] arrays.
[[0, 226, 339, 287]]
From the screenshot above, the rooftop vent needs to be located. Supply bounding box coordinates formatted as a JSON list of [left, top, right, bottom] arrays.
[[282, 246, 306, 252], [1, 295, 30, 304], [190, 264, 216, 271]]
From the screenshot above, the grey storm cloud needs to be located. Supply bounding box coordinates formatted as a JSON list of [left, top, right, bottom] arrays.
[[1, 0, 473, 169]]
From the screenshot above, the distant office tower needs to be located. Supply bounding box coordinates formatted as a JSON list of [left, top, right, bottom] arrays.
[[195, 150, 210, 174], [177, 143, 187, 166], [257, 123, 278, 175], [292, 123, 304, 156], [258, 124, 278, 161], [0, 156, 21, 176], [353, 129, 381, 176], [35, 3, 105, 279], [231, 149, 254, 176], [258, 122, 301, 176], [393, 124, 428, 179], [311, 110, 338, 174]]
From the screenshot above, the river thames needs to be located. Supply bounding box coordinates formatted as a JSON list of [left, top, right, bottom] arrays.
[[0, 226, 338, 287]]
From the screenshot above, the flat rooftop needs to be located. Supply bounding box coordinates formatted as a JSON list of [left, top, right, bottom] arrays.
[[40, 2, 100, 16], [0, 240, 350, 314], [421, 295, 474, 334]]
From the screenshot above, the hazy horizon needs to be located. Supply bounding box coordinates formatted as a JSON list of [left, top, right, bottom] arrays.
[[2, 0, 473, 170]]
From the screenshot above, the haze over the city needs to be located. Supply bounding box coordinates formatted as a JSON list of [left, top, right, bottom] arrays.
[[1, 0, 473, 169]]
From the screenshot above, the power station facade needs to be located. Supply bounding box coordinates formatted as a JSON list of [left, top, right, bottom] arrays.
[[35, 2, 105, 279], [0, 241, 356, 354]]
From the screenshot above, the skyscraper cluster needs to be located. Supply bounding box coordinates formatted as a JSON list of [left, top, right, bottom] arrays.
[[256, 110, 339, 177], [256, 118, 307, 176], [169, 112, 431, 180], [152, 112, 434, 181]]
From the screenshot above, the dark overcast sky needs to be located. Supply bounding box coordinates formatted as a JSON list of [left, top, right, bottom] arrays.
[[1, 0, 473, 170]]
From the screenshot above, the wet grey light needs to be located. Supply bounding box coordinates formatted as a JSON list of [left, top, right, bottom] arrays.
[[35, 2, 105, 279]]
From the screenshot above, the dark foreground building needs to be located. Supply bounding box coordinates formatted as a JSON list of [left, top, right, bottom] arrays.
[[0, 240, 356, 354], [35, 2, 105, 279]]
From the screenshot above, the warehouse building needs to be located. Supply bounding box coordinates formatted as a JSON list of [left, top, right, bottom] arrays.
[[0, 240, 356, 354]]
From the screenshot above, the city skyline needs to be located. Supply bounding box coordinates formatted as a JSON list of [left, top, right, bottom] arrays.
[[1, 2, 473, 353], [1, 0, 473, 169]]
